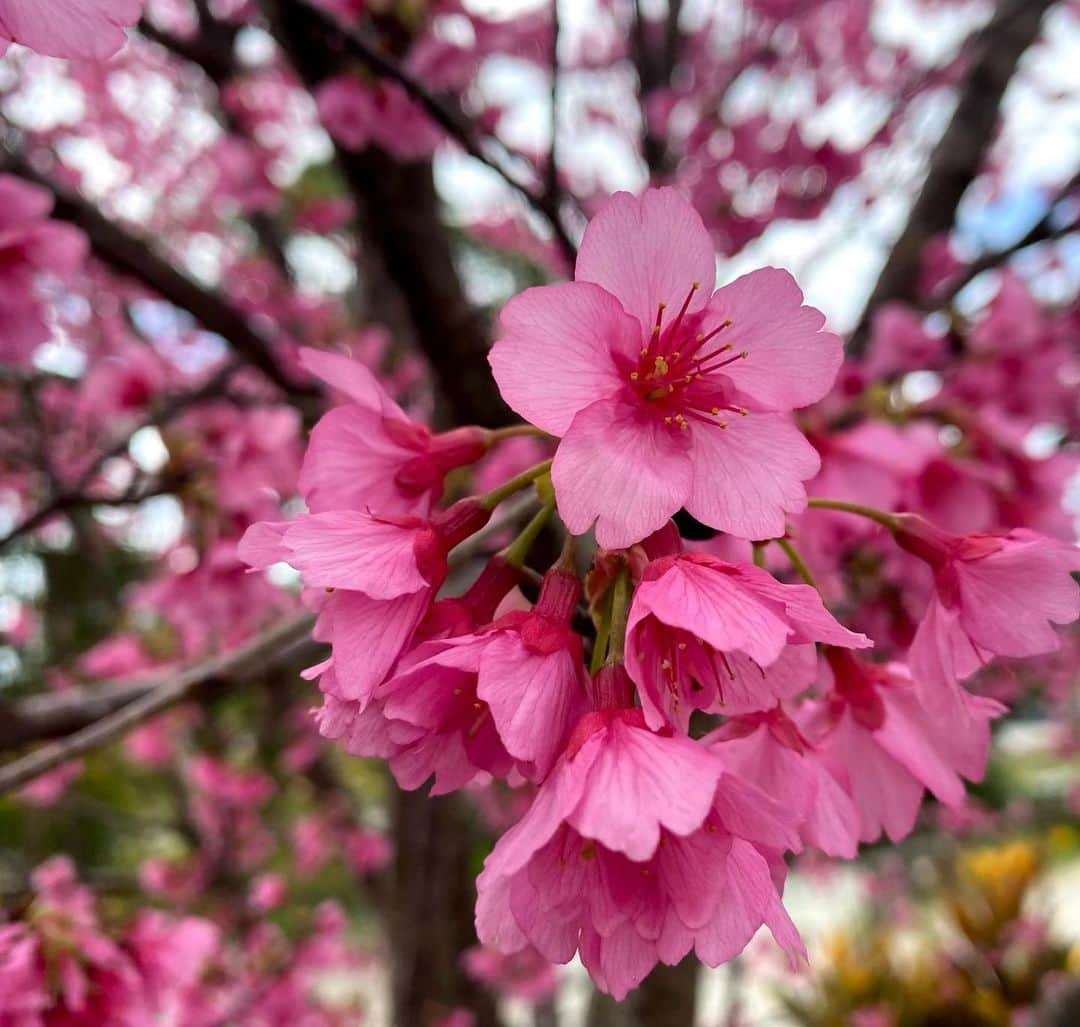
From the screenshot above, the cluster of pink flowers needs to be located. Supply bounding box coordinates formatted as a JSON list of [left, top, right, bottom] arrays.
[[241, 188, 1080, 998], [0, 857, 366, 1026]]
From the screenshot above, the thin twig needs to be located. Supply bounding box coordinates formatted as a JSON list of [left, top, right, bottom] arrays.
[[546, 0, 561, 206], [0, 360, 243, 553], [295, 0, 578, 263], [928, 170, 1080, 306]]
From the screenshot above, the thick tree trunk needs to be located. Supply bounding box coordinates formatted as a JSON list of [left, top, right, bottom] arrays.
[[586, 956, 699, 1027], [388, 788, 501, 1027], [259, 0, 510, 428]]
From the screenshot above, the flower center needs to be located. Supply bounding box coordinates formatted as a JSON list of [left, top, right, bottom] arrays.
[[626, 283, 748, 430]]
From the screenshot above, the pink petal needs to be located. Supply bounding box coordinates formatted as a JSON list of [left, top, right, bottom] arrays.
[[580, 921, 658, 1001], [732, 563, 871, 649], [631, 558, 797, 667], [299, 405, 427, 516], [575, 188, 715, 332], [552, 396, 693, 549], [0, 0, 143, 59], [801, 763, 860, 859], [568, 720, 721, 860], [873, 684, 966, 807], [475, 865, 528, 953], [490, 282, 639, 436], [283, 512, 427, 597], [476, 633, 587, 779], [704, 268, 842, 411], [320, 589, 430, 703], [822, 708, 924, 844], [956, 532, 1080, 659], [298, 346, 407, 417], [238, 521, 290, 569], [685, 413, 820, 540], [908, 598, 986, 691], [485, 732, 607, 878]]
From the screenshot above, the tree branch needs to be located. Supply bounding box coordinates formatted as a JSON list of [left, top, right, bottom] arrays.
[[0, 614, 320, 795], [0, 360, 243, 552], [0, 149, 315, 401], [849, 0, 1057, 352], [288, 0, 577, 265], [0, 493, 537, 778], [929, 169, 1080, 306], [259, 0, 512, 427]]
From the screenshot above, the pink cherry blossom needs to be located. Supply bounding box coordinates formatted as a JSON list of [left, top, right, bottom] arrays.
[[894, 515, 1080, 691], [315, 74, 442, 159], [0, 0, 143, 59], [490, 188, 842, 547], [241, 498, 490, 705], [707, 706, 860, 858], [383, 567, 588, 784], [799, 649, 1003, 844], [323, 566, 587, 793], [0, 175, 87, 364], [299, 346, 490, 517], [475, 703, 804, 999], [625, 552, 871, 729]]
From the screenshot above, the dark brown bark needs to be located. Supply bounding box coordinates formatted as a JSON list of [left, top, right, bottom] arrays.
[[586, 957, 699, 1027], [259, 0, 512, 428], [388, 788, 501, 1027], [849, 0, 1057, 352]]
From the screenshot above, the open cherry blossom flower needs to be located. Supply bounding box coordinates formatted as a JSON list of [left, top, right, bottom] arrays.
[[240, 498, 490, 705], [625, 552, 871, 729], [489, 187, 843, 547], [319, 566, 587, 793]]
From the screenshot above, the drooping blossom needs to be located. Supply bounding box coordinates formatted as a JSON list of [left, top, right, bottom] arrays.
[[706, 706, 860, 858], [894, 514, 1080, 692], [320, 565, 587, 793], [240, 497, 490, 705], [489, 187, 843, 547], [298, 346, 490, 517], [799, 649, 1003, 844], [0, 175, 87, 364], [476, 674, 805, 999], [625, 552, 871, 729], [0, 0, 143, 59], [382, 566, 588, 787]]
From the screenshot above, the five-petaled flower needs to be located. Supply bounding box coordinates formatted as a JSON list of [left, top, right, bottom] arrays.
[[489, 188, 843, 547]]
